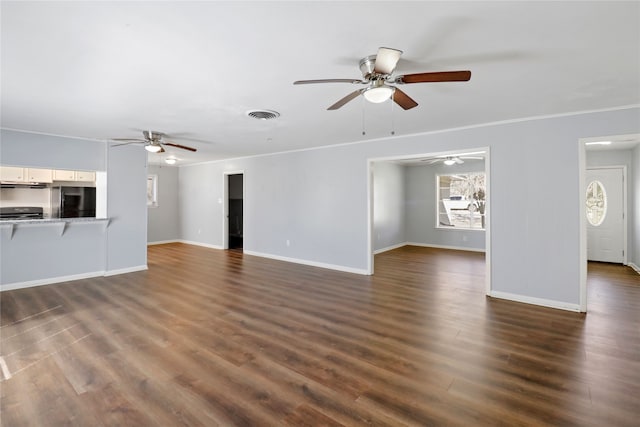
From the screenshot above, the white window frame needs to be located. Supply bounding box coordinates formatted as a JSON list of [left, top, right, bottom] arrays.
[[436, 172, 486, 231], [147, 174, 158, 207]]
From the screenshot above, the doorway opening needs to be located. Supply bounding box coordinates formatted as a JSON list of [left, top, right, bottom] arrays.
[[579, 133, 639, 312], [367, 147, 491, 296], [223, 172, 244, 251]]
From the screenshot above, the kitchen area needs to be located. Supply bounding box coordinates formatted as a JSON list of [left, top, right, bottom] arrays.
[[0, 166, 106, 221], [0, 129, 148, 292]]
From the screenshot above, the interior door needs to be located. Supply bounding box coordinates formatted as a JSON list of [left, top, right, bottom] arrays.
[[586, 168, 624, 263]]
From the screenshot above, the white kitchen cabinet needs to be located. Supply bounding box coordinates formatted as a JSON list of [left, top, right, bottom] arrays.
[[75, 171, 96, 182], [27, 168, 53, 183], [53, 169, 77, 181], [0, 166, 25, 181]]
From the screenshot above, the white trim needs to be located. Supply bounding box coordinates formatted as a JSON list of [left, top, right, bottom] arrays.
[[180, 105, 640, 167], [104, 265, 147, 277], [628, 262, 640, 275], [366, 161, 374, 274], [1, 270, 106, 292], [373, 242, 406, 255], [489, 290, 581, 312], [578, 141, 588, 312], [179, 239, 224, 250], [367, 146, 491, 295], [147, 239, 180, 246], [243, 250, 370, 276], [405, 242, 486, 253], [484, 147, 492, 296]]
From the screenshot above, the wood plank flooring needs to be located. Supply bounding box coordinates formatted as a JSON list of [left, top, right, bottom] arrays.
[[1, 244, 639, 426]]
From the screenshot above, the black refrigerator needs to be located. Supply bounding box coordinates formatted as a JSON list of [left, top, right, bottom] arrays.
[[51, 186, 96, 218]]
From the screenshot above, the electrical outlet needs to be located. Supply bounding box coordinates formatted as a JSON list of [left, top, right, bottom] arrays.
[[286, 239, 290, 247]]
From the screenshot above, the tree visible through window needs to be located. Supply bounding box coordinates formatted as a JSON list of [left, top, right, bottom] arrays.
[[437, 172, 486, 229]]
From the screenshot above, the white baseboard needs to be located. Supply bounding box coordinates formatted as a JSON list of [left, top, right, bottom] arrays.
[[373, 242, 406, 254], [405, 242, 486, 253], [489, 290, 581, 312], [243, 250, 370, 276], [104, 265, 148, 277], [628, 262, 640, 275], [1, 270, 106, 292], [179, 240, 224, 250], [147, 239, 180, 246]]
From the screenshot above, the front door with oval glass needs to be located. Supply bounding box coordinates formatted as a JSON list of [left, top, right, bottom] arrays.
[[586, 168, 624, 263]]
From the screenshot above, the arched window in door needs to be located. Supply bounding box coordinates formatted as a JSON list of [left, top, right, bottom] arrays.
[[586, 180, 607, 226]]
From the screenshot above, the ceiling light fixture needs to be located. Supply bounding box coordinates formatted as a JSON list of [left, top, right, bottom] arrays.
[[145, 144, 162, 153], [363, 84, 394, 104], [585, 141, 612, 146], [165, 158, 177, 165], [443, 158, 457, 166]]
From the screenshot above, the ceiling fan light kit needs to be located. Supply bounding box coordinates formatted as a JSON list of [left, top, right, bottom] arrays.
[[363, 81, 395, 103], [145, 144, 163, 153], [294, 46, 471, 111]]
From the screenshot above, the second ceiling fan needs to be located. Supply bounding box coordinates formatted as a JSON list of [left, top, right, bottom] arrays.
[[294, 47, 471, 110], [112, 130, 197, 153]]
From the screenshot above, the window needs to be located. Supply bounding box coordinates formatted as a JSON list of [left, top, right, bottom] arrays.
[[147, 174, 158, 207], [586, 180, 606, 226], [437, 172, 486, 229]]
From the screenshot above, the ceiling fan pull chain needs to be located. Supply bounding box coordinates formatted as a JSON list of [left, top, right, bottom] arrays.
[[390, 93, 395, 135], [361, 95, 366, 136]]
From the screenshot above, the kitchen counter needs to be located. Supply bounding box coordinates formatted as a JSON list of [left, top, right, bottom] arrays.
[[0, 217, 108, 225], [0, 217, 110, 239]]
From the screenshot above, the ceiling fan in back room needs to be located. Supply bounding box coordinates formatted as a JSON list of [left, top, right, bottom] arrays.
[[421, 152, 485, 166], [111, 130, 197, 153], [294, 47, 472, 110]]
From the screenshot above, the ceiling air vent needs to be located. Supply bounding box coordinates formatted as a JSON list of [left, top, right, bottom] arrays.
[[247, 110, 280, 120]]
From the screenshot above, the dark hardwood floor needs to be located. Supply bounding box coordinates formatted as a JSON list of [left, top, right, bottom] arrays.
[[1, 244, 639, 426]]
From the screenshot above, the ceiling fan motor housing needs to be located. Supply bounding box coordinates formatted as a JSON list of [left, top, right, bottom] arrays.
[[359, 55, 378, 79]]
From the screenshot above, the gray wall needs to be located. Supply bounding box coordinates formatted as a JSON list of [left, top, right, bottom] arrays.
[[372, 162, 405, 252], [148, 165, 180, 243], [405, 160, 485, 251], [0, 129, 147, 287], [178, 107, 639, 308], [586, 149, 637, 265]]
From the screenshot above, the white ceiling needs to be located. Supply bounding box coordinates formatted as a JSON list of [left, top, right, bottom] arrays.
[[2, 1, 639, 165]]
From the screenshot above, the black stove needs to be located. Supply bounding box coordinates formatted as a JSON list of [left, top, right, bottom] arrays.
[[0, 206, 44, 220]]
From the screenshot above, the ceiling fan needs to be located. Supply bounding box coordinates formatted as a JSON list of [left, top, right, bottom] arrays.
[[111, 130, 197, 153], [421, 153, 484, 165], [294, 47, 471, 110]]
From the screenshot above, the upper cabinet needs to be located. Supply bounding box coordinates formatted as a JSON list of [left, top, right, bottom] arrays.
[[75, 171, 96, 182], [53, 169, 76, 181], [53, 169, 95, 182], [27, 168, 53, 183], [0, 166, 25, 181], [0, 166, 53, 183], [1, 166, 95, 183]]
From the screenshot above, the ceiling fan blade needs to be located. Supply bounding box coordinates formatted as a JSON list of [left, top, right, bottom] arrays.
[[420, 158, 440, 165], [111, 138, 146, 142], [163, 142, 197, 152], [455, 157, 464, 164], [392, 88, 418, 110], [294, 79, 363, 85], [327, 89, 364, 110], [374, 47, 403, 75], [397, 70, 471, 84], [111, 141, 144, 147]]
